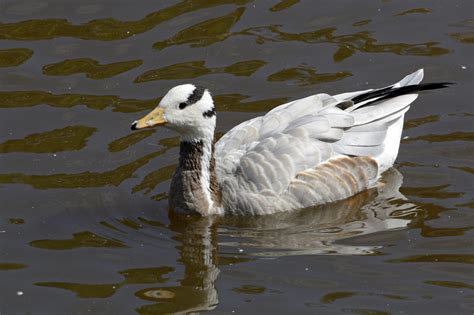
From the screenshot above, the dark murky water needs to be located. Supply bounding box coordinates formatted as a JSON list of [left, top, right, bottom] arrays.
[[1, 1, 473, 314]]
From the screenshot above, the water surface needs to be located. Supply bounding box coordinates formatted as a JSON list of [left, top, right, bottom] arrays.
[[1, 0, 473, 314]]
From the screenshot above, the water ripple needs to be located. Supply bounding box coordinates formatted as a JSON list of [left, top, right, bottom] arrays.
[[0, 48, 33, 67], [0, 0, 252, 41], [43, 58, 143, 79], [134, 60, 266, 83], [0, 126, 96, 153]]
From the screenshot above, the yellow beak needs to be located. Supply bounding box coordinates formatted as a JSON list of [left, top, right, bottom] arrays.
[[131, 107, 167, 130]]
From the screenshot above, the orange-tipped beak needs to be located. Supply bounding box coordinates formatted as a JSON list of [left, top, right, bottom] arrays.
[[131, 107, 167, 130]]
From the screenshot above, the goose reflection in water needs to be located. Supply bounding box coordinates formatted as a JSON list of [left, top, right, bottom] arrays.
[[135, 215, 220, 314], [136, 168, 420, 313]]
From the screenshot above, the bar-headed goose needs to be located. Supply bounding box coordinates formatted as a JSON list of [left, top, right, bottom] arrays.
[[131, 69, 450, 216]]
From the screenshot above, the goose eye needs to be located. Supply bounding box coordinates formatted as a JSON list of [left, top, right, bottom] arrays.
[[179, 102, 187, 110]]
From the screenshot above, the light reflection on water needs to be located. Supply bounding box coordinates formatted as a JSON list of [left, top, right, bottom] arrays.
[[24, 169, 423, 313]]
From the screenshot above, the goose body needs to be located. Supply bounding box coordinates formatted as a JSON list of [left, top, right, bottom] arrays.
[[131, 69, 449, 216]]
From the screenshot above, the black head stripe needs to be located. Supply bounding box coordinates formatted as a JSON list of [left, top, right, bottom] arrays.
[[188, 85, 206, 104], [179, 85, 206, 110], [203, 107, 216, 118]]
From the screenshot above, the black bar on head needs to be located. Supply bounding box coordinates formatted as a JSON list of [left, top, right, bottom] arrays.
[[180, 85, 206, 110], [203, 107, 216, 118]]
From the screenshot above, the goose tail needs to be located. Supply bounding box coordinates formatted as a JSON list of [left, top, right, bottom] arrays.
[[339, 69, 452, 176]]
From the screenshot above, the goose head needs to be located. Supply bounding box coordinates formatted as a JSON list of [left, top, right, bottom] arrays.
[[131, 84, 216, 141]]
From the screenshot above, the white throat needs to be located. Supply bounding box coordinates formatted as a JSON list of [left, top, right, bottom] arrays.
[[178, 116, 216, 143], [198, 137, 215, 213]]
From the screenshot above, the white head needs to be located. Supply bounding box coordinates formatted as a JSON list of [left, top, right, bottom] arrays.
[[131, 84, 216, 141]]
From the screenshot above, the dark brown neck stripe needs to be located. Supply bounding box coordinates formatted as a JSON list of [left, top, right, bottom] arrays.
[[178, 140, 204, 171], [171, 137, 222, 213]]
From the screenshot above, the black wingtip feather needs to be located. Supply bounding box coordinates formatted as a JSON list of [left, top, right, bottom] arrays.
[[352, 82, 454, 108]]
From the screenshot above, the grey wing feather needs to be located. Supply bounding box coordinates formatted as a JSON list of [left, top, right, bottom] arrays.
[[215, 69, 425, 214]]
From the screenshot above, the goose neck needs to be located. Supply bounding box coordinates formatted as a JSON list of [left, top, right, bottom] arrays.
[[174, 136, 222, 215]]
